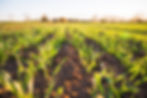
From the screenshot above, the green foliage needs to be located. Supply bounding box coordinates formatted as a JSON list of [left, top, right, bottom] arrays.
[[0, 22, 147, 98]]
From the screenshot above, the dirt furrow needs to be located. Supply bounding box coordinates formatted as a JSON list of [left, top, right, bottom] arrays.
[[85, 37, 126, 75], [50, 42, 92, 98], [0, 33, 54, 98]]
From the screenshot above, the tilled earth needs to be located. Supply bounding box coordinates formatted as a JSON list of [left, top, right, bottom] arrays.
[[0, 33, 147, 98], [50, 42, 92, 98]]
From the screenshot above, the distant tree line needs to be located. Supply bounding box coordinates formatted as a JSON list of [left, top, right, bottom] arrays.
[[40, 15, 147, 23]]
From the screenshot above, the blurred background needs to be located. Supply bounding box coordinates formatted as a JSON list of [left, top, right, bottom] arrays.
[[0, 0, 147, 22], [0, 0, 147, 98]]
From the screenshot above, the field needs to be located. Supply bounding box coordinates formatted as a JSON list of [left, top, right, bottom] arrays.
[[0, 22, 147, 98]]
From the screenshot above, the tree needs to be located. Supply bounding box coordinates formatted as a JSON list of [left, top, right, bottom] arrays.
[[41, 15, 48, 22], [59, 17, 67, 22], [131, 15, 144, 23]]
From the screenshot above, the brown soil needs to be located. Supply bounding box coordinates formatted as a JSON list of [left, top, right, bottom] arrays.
[[0, 88, 14, 98], [133, 50, 146, 59], [135, 83, 147, 98], [85, 38, 103, 52], [129, 40, 146, 59], [2, 55, 18, 80], [20, 33, 54, 59], [19, 45, 38, 67], [85, 37, 130, 97], [0, 56, 17, 98], [0, 33, 54, 98], [99, 53, 125, 75], [50, 42, 92, 98], [0, 34, 18, 41], [85, 37, 125, 75], [39, 33, 54, 45], [1, 32, 147, 98], [19, 33, 54, 66], [34, 69, 48, 98]]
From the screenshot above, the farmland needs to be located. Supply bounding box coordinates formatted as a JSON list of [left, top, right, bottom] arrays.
[[0, 22, 147, 98]]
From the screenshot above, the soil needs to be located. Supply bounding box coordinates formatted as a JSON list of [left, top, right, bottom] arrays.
[[85, 37, 125, 75], [19, 45, 38, 67], [0, 55, 17, 98], [2, 55, 18, 80], [39, 33, 54, 45], [85, 37, 130, 98], [129, 40, 146, 59], [19, 33, 54, 67], [1, 32, 147, 98], [85, 38, 103, 52], [50, 42, 92, 98], [99, 53, 125, 75], [135, 83, 147, 98], [0, 34, 17, 41], [0, 33, 54, 98], [34, 69, 48, 98], [133, 50, 146, 59], [0, 89, 14, 98]]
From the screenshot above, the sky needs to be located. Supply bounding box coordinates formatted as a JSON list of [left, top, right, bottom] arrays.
[[0, 0, 147, 21]]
